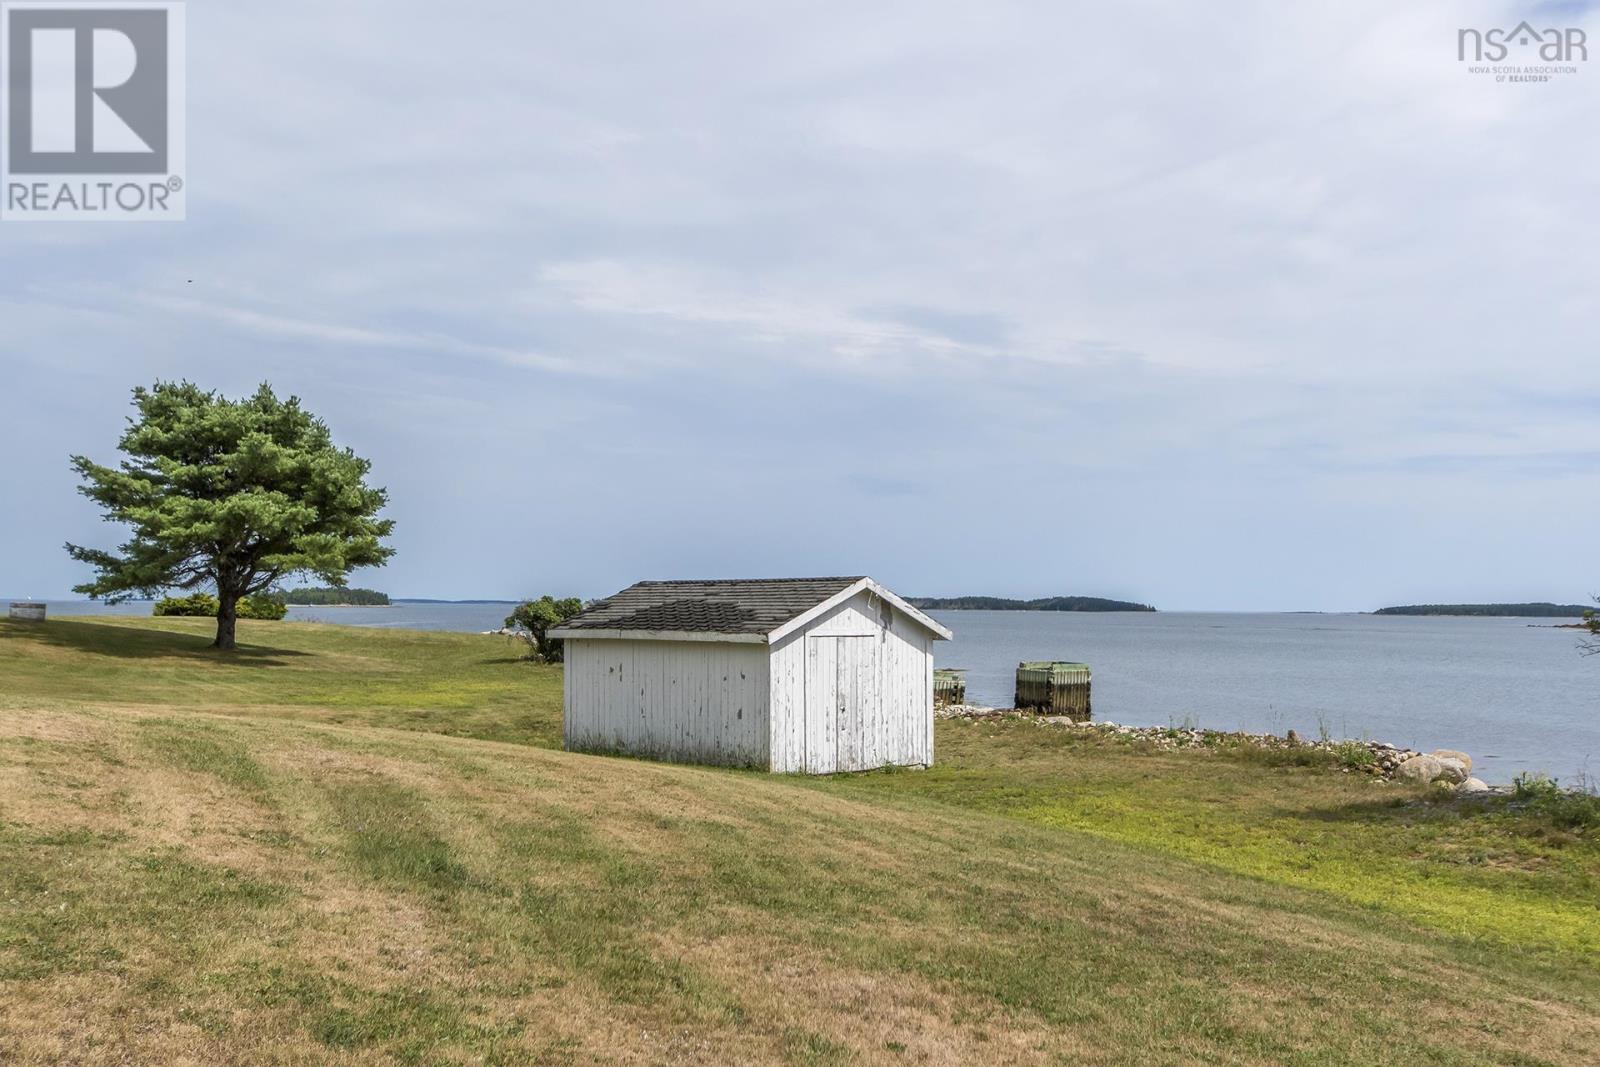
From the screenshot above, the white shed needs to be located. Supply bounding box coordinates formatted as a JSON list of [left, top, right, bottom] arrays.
[[550, 576, 953, 773]]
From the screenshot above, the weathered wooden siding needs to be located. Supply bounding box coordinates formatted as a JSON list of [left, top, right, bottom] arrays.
[[768, 629, 806, 772], [563, 639, 770, 766], [768, 590, 933, 773]]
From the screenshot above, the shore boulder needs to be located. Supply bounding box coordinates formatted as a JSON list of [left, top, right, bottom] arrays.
[[1430, 749, 1473, 774], [1457, 777, 1492, 795], [1433, 757, 1470, 785], [1394, 755, 1444, 784]]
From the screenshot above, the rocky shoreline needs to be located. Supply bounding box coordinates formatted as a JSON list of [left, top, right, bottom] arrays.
[[936, 705, 1500, 795]]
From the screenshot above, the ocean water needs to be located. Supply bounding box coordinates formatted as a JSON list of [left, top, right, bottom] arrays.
[[930, 610, 1600, 785], [17, 601, 1599, 784]]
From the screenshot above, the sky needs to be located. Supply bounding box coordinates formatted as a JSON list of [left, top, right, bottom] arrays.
[[3, 1, 1598, 611]]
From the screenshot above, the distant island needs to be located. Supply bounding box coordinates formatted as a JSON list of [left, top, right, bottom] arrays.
[[278, 587, 391, 606], [1375, 602, 1590, 618], [908, 595, 1156, 612]]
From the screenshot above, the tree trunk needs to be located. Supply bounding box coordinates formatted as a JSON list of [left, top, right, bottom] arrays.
[[213, 589, 239, 650]]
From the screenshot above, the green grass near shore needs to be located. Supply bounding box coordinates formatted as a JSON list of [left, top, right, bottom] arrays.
[[2, 615, 1598, 1065], [0, 614, 563, 747], [822, 721, 1600, 961]]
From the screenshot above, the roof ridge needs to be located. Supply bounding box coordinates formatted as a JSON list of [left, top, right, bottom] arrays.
[[633, 576, 867, 586], [551, 575, 950, 640]]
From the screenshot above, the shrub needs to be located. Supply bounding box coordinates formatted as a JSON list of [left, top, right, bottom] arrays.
[[1333, 741, 1377, 772], [152, 592, 286, 620], [505, 596, 584, 662], [1512, 772, 1600, 830], [239, 595, 288, 620], [153, 593, 220, 617], [1512, 772, 1563, 803]]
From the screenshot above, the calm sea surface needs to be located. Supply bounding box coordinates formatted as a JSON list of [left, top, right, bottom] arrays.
[[22, 601, 1600, 784], [932, 610, 1599, 785]]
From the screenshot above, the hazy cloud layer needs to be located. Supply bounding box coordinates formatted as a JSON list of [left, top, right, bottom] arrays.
[[3, 1, 1597, 609]]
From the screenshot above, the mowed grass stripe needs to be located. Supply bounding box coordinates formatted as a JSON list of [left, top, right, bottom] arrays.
[[0, 617, 1597, 1064]]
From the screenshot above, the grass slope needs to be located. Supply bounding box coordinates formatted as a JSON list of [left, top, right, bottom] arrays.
[[0, 615, 562, 747], [823, 722, 1600, 962], [1, 616, 1597, 1065]]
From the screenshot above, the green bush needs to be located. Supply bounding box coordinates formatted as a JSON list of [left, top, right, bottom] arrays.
[[1512, 772, 1563, 803], [1512, 773, 1600, 830], [152, 592, 287, 621], [239, 595, 288, 620], [1333, 741, 1377, 772], [505, 595, 584, 662], [153, 593, 220, 617]]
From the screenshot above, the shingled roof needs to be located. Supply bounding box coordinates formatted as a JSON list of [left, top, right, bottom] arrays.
[[550, 577, 952, 642]]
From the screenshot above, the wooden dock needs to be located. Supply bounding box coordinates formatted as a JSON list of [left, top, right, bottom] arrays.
[[933, 667, 967, 706], [1014, 661, 1091, 720]]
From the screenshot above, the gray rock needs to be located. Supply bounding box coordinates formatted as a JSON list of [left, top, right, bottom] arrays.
[[1430, 749, 1473, 773], [1394, 755, 1444, 784], [1434, 757, 1469, 785], [1456, 777, 1492, 795]]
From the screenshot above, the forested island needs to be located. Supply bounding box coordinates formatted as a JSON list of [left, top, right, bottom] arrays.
[[277, 587, 391, 606], [908, 595, 1156, 612], [1375, 603, 1589, 618]]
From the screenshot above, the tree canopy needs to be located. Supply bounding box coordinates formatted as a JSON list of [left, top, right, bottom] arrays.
[[277, 586, 391, 606], [1375, 603, 1590, 618], [66, 382, 394, 649], [505, 596, 584, 662]]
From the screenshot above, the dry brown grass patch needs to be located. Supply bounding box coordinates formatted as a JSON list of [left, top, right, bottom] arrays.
[[660, 930, 1088, 1066]]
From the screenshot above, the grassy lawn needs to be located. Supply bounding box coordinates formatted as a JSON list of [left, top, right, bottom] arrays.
[[0, 614, 564, 748], [820, 719, 1600, 963], [1, 616, 1597, 1065]]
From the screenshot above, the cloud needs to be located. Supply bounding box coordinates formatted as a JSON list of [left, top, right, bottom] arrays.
[[3, 0, 1599, 608], [136, 293, 593, 376], [858, 305, 1012, 347]]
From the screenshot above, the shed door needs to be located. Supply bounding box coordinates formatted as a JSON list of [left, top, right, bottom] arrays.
[[805, 635, 876, 773]]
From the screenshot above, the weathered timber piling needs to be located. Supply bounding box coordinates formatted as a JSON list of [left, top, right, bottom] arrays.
[[1014, 661, 1091, 720], [8, 602, 46, 622], [933, 667, 967, 706]]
